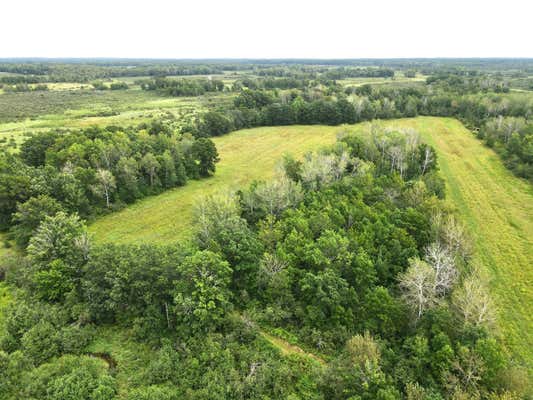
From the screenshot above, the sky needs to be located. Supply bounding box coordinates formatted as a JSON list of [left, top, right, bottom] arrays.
[[2, 0, 532, 59]]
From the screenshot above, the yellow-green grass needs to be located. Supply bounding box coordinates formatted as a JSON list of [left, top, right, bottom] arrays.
[[90, 125, 342, 244], [423, 117, 532, 370], [91, 116, 533, 374], [43, 82, 92, 91], [260, 330, 326, 365]]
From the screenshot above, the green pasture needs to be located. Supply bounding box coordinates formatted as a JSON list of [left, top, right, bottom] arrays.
[[375, 117, 532, 371]]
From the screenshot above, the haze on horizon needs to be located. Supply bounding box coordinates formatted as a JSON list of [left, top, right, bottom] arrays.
[[2, 0, 532, 59]]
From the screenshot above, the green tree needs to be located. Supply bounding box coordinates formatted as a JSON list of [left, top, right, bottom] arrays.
[[27, 212, 88, 300], [11, 195, 63, 247], [173, 251, 232, 331], [194, 194, 261, 289], [21, 320, 61, 365], [24, 355, 116, 400], [27, 211, 87, 265], [191, 138, 219, 177], [157, 151, 177, 188], [200, 111, 234, 136], [0, 156, 32, 229], [141, 153, 160, 186], [115, 156, 140, 202], [19, 131, 59, 167]]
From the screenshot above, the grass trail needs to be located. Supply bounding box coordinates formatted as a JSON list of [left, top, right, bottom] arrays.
[[260, 331, 326, 365]]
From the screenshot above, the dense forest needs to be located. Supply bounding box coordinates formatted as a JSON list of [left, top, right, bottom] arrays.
[[0, 123, 219, 244], [2, 127, 523, 399], [0, 59, 532, 399]]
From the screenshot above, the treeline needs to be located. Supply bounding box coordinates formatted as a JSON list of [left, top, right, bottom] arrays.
[[478, 116, 533, 179], [142, 76, 312, 94], [92, 81, 129, 90], [0, 62, 230, 82], [322, 67, 395, 79], [2, 59, 532, 84], [187, 79, 533, 181], [234, 77, 311, 90], [0, 83, 49, 92], [0, 75, 48, 84], [426, 74, 510, 93], [1, 128, 525, 398], [0, 123, 219, 246], [137, 77, 225, 96]]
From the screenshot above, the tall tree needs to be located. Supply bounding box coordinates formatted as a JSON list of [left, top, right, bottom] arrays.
[[91, 169, 116, 208], [399, 258, 437, 320], [191, 138, 219, 177], [141, 153, 160, 186]]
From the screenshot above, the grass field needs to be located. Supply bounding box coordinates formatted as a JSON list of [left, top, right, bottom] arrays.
[[415, 117, 533, 371], [338, 72, 426, 87], [90, 125, 341, 243], [0, 90, 232, 146], [91, 116, 533, 373]]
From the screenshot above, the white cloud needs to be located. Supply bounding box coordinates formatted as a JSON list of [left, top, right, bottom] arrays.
[[1, 0, 532, 58]]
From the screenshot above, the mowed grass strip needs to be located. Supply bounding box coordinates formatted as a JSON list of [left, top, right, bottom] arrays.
[[90, 125, 340, 244]]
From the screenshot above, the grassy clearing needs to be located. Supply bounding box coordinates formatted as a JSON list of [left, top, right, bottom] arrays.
[[85, 326, 154, 393], [90, 125, 341, 244], [91, 116, 533, 373], [338, 73, 426, 87]]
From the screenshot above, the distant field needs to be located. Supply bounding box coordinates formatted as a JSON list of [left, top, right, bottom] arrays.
[[338, 73, 426, 87], [90, 125, 341, 243], [0, 90, 231, 145], [91, 117, 533, 374]]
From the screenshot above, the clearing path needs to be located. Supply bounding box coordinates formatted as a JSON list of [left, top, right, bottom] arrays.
[[260, 330, 326, 365]]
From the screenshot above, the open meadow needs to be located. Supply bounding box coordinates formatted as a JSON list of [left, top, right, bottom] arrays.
[[90, 124, 341, 243], [0, 88, 232, 146]]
